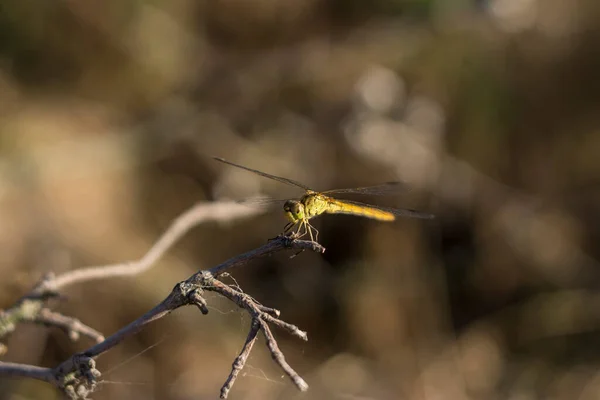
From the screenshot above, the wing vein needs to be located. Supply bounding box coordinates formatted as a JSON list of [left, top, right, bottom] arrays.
[[322, 182, 406, 196], [214, 157, 311, 190]]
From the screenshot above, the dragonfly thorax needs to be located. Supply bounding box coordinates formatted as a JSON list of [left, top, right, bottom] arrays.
[[283, 199, 306, 223]]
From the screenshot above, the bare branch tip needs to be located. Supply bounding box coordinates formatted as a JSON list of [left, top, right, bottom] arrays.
[[220, 320, 260, 399], [258, 321, 308, 391], [36, 309, 105, 344]]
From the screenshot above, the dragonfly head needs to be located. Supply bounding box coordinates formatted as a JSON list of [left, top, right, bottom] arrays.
[[283, 200, 305, 223]]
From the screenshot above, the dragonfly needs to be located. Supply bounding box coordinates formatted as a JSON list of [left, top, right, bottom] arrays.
[[214, 157, 434, 243]]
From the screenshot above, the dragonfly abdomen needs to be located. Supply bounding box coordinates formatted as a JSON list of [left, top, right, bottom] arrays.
[[324, 199, 395, 221]]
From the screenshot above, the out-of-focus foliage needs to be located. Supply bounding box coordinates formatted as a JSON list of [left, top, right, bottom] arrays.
[[1, 0, 600, 399]]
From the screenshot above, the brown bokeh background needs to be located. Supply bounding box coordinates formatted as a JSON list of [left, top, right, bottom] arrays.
[[1, 0, 600, 399]]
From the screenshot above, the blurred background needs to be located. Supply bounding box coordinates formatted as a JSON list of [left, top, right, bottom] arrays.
[[1, 0, 600, 399]]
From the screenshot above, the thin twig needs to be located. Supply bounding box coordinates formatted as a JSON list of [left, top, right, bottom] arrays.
[[208, 235, 324, 277], [206, 273, 310, 394], [260, 312, 308, 341], [221, 319, 261, 399], [260, 320, 309, 391], [0, 362, 54, 383], [35, 309, 105, 343], [208, 279, 309, 341]]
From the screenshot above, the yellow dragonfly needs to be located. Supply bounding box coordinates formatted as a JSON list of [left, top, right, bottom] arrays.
[[214, 157, 434, 243]]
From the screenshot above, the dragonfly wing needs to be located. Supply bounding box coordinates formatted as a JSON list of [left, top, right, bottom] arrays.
[[321, 181, 407, 196], [236, 196, 287, 210], [214, 157, 312, 191], [330, 198, 434, 220]]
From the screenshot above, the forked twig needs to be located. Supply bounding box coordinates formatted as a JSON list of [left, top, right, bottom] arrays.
[[208, 276, 311, 397]]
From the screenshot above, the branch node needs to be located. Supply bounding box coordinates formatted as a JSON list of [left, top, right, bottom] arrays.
[[188, 288, 209, 315], [57, 354, 101, 399], [280, 235, 325, 254], [261, 313, 308, 341], [257, 305, 281, 318]]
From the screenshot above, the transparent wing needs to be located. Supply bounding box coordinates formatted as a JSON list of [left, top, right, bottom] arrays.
[[321, 182, 406, 196], [214, 157, 312, 191], [236, 196, 287, 210], [333, 198, 434, 219]]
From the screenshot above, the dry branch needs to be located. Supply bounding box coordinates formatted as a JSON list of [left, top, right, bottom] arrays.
[[0, 201, 325, 399], [43, 201, 263, 291]]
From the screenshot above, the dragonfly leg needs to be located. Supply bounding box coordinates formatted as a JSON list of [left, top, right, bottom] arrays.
[[283, 222, 294, 235], [285, 221, 300, 237], [289, 248, 305, 259], [284, 220, 305, 239], [297, 220, 307, 239], [272, 222, 293, 241], [292, 219, 308, 239], [305, 220, 315, 242], [308, 223, 319, 242], [311, 224, 319, 243]]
